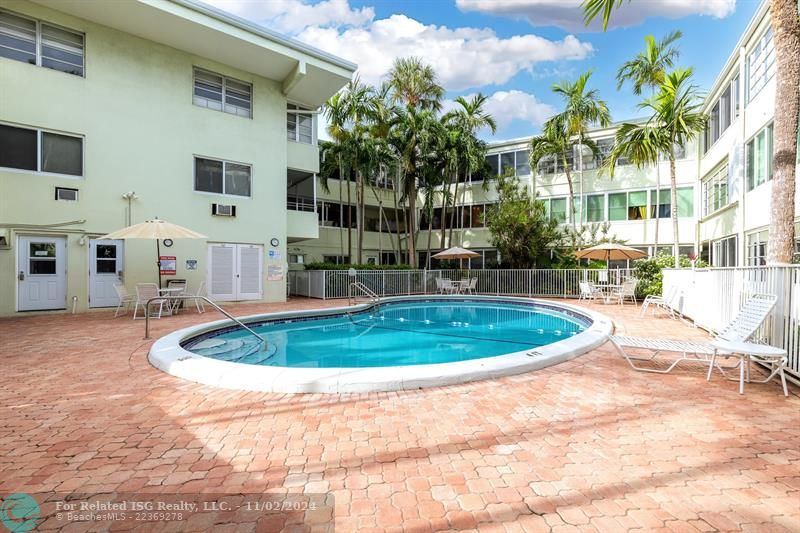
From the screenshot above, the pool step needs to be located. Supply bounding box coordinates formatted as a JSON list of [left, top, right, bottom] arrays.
[[190, 337, 269, 361]]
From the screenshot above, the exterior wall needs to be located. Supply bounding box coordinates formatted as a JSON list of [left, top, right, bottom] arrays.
[[0, 0, 338, 314]]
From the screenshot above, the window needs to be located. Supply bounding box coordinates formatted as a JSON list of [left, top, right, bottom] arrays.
[[584, 194, 604, 222], [746, 230, 768, 266], [546, 197, 567, 223], [193, 68, 252, 118], [608, 192, 627, 221], [500, 152, 515, 175], [746, 123, 773, 190], [676, 187, 694, 217], [711, 235, 737, 267], [29, 242, 56, 274], [323, 255, 349, 265], [515, 150, 530, 176], [650, 189, 670, 219], [289, 254, 305, 265], [703, 76, 739, 151], [194, 157, 251, 197], [485, 154, 499, 177], [0, 9, 84, 76], [627, 191, 648, 220], [287, 104, 313, 144], [747, 27, 775, 103], [700, 166, 727, 216], [0, 123, 83, 176]]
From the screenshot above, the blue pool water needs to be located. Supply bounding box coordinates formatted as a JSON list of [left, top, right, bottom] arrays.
[[183, 300, 588, 368]]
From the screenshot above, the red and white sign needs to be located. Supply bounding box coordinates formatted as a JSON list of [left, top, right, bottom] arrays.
[[159, 255, 176, 275]]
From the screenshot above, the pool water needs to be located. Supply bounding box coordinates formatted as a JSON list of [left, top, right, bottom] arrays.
[[184, 300, 588, 368]]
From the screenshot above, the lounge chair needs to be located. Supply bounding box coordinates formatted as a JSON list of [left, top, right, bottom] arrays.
[[640, 285, 680, 317], [113, 284, 135, 317], [133, 283, 168, 320], [609, 293, 777, 374], [192, 281, 207, 314]]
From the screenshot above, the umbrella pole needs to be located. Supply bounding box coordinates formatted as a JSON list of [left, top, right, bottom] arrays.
[[156, 239, 162, 289]]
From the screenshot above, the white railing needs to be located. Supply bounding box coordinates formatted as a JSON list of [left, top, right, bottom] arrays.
[[663, 266, 800, 383], [287, 268, 634, 300]]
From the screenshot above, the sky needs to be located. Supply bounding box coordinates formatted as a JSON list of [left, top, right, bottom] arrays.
[[204, 0, 763, 141]]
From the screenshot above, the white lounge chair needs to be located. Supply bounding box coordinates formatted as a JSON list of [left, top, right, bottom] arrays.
[[640, 285, 680, 317], [609, 293, 777, 374], [113, 284, 135, 317], [133, 283, 168, 320]]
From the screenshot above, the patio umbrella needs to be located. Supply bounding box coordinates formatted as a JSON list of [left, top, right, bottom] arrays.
[[99, 218, 207, 288], [432, 246, 480, 268], [575, 243, 647, 282]]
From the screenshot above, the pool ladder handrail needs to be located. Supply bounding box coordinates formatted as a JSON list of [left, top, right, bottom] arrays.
[[348, 281, 380, 306], [143, 296, 266, 350]]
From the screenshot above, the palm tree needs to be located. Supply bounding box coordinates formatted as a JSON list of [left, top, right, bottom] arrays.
[[616, 31, 683, 252], [322, 92, 352, 260], [583, 0, 800, 265], [529, 71, 609, 227], [441, 94, 497, 248], [767, 0, 799, 263], [386, 57, 445, 112], [606, 68, 707, 267]]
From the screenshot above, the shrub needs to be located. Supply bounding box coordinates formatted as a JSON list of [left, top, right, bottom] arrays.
[[304, 262, 414, 271], [633, 253, 708, 298]]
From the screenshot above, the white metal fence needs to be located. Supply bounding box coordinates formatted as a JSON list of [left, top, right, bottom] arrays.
[[287, 268, 634, 300], [663, 266, 800, 382]]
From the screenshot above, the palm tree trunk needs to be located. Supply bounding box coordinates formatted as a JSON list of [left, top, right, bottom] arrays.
[[426, 198, 434, 269], [346, 172, 352, 263], [441, 173, 451, 249], [767, 0, 800, 264], [371, 186, 399, 264], [563, 155, 575, 228], [654, 159, 661, 255], [408, 193, 417, 267], [337, 158, 345, 259], [669, 155, 680, 268], [448, 176, 461, 246], [356, 172, 364, 264]]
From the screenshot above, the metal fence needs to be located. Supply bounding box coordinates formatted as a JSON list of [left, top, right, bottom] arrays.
[[663, 266, 800, 383], [287, 268, 634, 300]]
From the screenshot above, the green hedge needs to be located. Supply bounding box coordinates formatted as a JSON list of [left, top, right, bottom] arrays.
[[633, 254, 708, 298], [304, 262, 414, 271]]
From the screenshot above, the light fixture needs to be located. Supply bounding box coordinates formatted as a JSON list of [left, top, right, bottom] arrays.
[[78, 236, 86, 246]]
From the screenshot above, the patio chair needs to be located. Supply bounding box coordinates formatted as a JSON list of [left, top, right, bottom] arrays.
[[464, 277, 478, 295], [192, 281, 207, 314], [435, 278, 447, 294], [113, 284, 135, 317], [640, 286, 679, 317], [608, 293, 777, 374], [133, 283, 168, 320], [579, 282, 600, 301], [611, 278, 638, 305]]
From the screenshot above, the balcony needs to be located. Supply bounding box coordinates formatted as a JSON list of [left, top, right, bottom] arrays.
[[287, 170, 318, 242]]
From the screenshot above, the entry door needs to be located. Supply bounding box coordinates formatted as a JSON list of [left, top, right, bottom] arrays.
[[18, 236, 67, 311], [89, 239, 124, 308], [208, 243, 263, 301]]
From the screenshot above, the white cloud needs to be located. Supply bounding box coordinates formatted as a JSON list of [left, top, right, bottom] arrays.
[[456, 0, 736, 31], [297, 15, 593, 91], [445, 90, 556, 136], [202, 0, 374, 34]]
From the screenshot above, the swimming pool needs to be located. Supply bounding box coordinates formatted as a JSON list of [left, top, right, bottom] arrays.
[[149, 296, 613, 393]]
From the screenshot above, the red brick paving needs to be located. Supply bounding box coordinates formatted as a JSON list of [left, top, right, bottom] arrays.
[[1, 298, 798, 532]]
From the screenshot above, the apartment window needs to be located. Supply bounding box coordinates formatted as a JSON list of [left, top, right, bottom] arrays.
[[746, 123, 773, 190], [289, 254, 305, 265], [0, 9, 84, 76], [711, 235, 737, 267], [546, 198, 567, 224], [747, 27, 775, 103], [323, 255, 349, 265], [194, 157, 251, 197], [0, 123, 83, 176], [193, 68, 252, 118], [584, 195, 604, 222], [500, 152, 515, 175], [608, 192, 627, 221], [287, 104, 313, 144], [746, 230, 768, 266], [650, 189, 670, 219], [704, 76, 740, 152], [485, 154, 499, 177], [515, 150, 530, 176], [702, 166, 728, 216], [536, 155, 555, 175]]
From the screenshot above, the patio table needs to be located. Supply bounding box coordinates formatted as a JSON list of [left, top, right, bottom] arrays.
[[158, 287, 184, 314], [709, 339, 789, 396], [594, 284, 622, 304]]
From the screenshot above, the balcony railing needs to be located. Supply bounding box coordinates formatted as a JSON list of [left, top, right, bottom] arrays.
[[287, 195, 316, 212]]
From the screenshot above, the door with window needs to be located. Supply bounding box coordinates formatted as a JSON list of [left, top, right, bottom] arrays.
[[89, 239, 124, 308], [18, 236, 67, 311], [207, 243, 263, 301]]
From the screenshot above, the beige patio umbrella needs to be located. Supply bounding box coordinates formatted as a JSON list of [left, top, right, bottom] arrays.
[[99, 218, 207, 288], [432, 246, 480, 268], [575, 243, 647, 281]]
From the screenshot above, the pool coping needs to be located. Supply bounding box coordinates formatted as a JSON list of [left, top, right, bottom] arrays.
[[148, 296, 614, 393]]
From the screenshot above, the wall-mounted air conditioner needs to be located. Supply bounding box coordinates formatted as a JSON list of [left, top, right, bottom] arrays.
[[212, 203, 236, 217]]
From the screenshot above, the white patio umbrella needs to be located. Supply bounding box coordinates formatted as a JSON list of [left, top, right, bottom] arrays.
[[99, 218, 207, 288], [432, 246, 480, 268]]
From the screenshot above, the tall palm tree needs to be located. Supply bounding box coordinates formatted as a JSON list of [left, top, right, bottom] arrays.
[[616, 31, 683, 252], [606, 68, 707, 267], [441, 94, 497, 248], [386, 57, 445, 112], [322, 92, 351, 260], [584, 0, 800, 265], [767, 0, 799, 263], [529, 71, 609, 227]]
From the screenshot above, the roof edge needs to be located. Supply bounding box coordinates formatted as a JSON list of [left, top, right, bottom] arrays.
[[170, 0, 358, 73]]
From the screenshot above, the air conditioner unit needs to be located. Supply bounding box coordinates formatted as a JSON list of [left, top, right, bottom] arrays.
[[55, 187, 79, 201], [211, 203, 236, 217]]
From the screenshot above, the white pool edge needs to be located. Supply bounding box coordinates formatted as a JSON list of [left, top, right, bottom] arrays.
[[148, 296, 614, 394]]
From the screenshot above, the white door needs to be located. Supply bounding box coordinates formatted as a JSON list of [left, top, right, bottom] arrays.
[[208, 243, 263, 301], [89, 239, 124, 308], [18, 236, 67, 311]]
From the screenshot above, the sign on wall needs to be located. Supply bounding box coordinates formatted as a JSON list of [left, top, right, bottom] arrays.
[[185, 259, 198, 271], [159, 256, 176, 275]]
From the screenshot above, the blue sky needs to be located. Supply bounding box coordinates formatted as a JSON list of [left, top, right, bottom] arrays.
[[206, 0, 762, 141]]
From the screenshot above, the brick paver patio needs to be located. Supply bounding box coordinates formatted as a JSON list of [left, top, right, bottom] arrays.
[[1, 298, 798, 532]]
